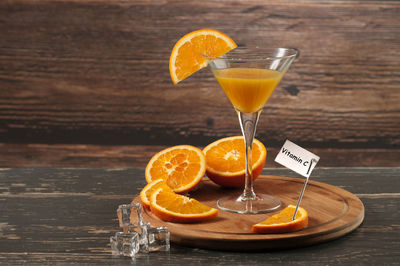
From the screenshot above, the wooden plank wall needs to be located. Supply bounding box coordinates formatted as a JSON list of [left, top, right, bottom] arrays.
[[0, 0, 399, 168]]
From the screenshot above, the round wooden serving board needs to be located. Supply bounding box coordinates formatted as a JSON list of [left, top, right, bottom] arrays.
[[131, 175, 364, 251]]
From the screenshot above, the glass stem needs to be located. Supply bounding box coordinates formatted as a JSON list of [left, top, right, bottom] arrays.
[[237, 110, 262, 201]]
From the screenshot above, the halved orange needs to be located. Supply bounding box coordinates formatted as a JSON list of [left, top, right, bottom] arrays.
[[139, 179, 173, 210], [150, 188, 218, 223], [145, 145, 206, 194], [252, 205, 308, 233], [203, 136, 267, 187], [169, 29, 237, 84]]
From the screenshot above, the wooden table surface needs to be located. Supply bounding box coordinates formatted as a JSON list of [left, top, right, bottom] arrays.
[[0, 167, 398, 265]]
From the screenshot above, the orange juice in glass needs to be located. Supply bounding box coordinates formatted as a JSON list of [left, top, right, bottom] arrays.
[[212, 68, 283, 113], [205, 47, 298, 214]]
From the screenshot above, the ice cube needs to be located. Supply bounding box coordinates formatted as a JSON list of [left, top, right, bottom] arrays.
[[110, 235, 119, 256], [111, 231, 140, 258], [148, 226, 170, 252], [128, 222, 151, 253], [116, 203, 143, 228]]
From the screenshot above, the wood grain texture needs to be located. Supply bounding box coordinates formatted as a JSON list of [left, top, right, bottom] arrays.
[[132, 176, 365, 251], [0, 143, 399, 168], [0, 0, 399, 159], [0, 168, 399, 264]]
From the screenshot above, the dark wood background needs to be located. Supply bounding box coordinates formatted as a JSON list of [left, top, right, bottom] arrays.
[[0, 0, 399, 168]]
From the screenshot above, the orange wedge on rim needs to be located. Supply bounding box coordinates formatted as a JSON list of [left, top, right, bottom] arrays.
[[169, 29, 237, 84], [203, 136, 267, 187], [252, 205, 309, 233], [139, 179, 173, 210], [150, 188, 218, 223], [145, 145, 206, 194]]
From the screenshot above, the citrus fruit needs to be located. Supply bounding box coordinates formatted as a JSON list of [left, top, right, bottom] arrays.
[[169, 28, 237, 84], [251, 205, 308, 233], [139, 179, 173, 210], [150, 188, 218, 223], [145, 145, 206, 194], [202, 136, 267, 187]]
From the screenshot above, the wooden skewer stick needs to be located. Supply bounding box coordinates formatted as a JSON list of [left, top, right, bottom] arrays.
[[292, 159, 316, 220]]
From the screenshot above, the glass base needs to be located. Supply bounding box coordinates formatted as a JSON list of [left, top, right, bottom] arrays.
[[217, 193, 281, 214]]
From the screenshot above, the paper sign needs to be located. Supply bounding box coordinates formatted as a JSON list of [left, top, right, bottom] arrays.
[[274, 140, 320, 178]]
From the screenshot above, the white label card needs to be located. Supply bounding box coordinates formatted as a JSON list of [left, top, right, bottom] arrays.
[[274, 140, 320, 178]]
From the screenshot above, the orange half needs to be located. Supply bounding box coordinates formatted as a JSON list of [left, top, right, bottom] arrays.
[[169, 29, 237, 84], [252, 205, 309, 233], [145, 145, 206, 194], [203, 136, 267, 187]]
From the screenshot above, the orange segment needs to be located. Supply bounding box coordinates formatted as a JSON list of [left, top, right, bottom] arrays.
[[203, 136, 267, 187], [150, 188, 218, 223], [145, 145, 206, 194], [252, 205, 308, 233], [139, 179, 173, 210], [169, 29, 237, 84]]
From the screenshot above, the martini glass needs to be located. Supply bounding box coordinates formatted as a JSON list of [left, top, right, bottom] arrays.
[[205, 47, 298, 214]]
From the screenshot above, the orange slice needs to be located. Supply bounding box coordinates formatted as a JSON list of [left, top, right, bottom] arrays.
[[145, 145, 206, 194], [150, 188, 218, 223], [252, 205, 308, 233], [203, 136, 267, 187], [169, 29, 237, 84], [139, 179, 173, 210]]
